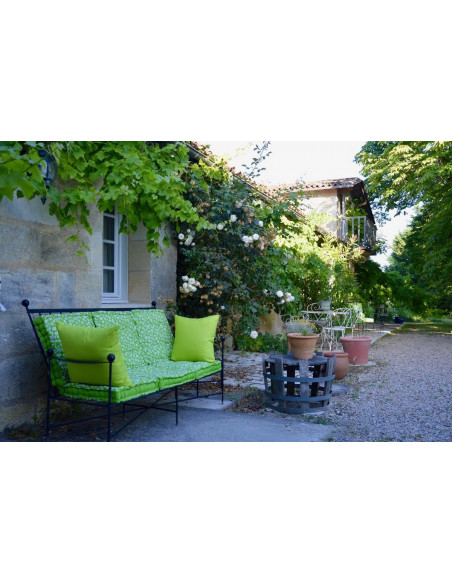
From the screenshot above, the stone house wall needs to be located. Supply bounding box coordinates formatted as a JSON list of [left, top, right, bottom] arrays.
[[303, 188, 339, 217], [302, 188, 340, 234], [0, 196, 177, 432]]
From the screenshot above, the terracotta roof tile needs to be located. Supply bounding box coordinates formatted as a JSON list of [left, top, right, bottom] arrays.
[[272, 178, 363, 192]]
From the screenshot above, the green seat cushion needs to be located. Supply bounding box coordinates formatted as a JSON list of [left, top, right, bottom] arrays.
[[171, 315, 220, 363], [37, 312, 96, 385], [57, 361, 221, 403], [58, 364, 160, 403], [92, 311, 146, 368], [151, 359, 222, 390], [131, 309, 174, 362], [55, 322, 132, 387]]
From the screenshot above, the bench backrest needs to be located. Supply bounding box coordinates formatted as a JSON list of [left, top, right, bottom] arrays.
[[22, 301, 174, 387]]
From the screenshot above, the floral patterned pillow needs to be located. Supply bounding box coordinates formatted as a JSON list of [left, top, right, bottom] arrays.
[[131, 309, 174, 363], [92, 311, 147, 368], [40, 312, 95, 380]]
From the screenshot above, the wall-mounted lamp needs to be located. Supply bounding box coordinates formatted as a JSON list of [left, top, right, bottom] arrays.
[[38, 149, 57, 204]]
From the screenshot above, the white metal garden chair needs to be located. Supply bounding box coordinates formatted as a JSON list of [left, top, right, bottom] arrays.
[[321, 307, 356, 350], [302, 303, 334, 350]]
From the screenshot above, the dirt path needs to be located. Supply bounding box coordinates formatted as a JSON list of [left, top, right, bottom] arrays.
[[324, 331, 452, 441]]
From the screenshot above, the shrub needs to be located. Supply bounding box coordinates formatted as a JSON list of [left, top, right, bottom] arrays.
[[235, 332, 287, 353]]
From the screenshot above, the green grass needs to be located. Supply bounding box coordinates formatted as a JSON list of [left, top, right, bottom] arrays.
[[305, 414, 330, 425], [393, 319, 452, 335]]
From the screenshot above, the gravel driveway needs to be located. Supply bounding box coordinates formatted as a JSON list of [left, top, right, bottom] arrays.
[[324, 331, 452, 442]]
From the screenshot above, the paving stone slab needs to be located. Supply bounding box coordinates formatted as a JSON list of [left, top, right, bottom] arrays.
[[177, 397, 234, 411]]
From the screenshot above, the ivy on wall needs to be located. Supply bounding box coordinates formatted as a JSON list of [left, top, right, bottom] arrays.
[[0, 141, 211, 253]]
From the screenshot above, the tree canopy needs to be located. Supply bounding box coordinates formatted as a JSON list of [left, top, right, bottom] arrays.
[[356, 141, 452, 313], [355, 141, 452, 218]]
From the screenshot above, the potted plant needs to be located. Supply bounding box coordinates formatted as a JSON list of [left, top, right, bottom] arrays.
[[340, 336, 372, 365], [323, 350, 349, 380], [319, 299, 332, 310], [285, 320, 319, 359]]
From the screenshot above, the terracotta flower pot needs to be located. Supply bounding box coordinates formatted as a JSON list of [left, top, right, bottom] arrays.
[[287, 333, 319, 359], [340, 336, 372, 365], [324, 351, 350, 380]]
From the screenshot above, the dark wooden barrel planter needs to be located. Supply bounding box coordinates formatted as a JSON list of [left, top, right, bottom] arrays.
[[262, 352, 336, 414]]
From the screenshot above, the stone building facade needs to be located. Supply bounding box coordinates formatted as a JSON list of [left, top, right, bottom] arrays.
[[0, 195, 177, 432]]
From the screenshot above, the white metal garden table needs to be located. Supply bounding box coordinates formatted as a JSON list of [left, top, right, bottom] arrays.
[[288, 304, 357, 350]]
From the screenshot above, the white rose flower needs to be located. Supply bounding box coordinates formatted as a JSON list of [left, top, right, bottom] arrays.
[[196, 281, 200, 286], [182, 283, 189, 291], [178, 233, 185, 240], [230, 214, 237, 222], [182, 276, 189, 281], [191, 242, 195, 246], [188, 277, 196, 285], [263, 289, 268, 295], [217, 223, 224, 230], [220, 305, 225, 310], [276, 290, 284, 298], [187, 229, 191, 233], [258, 220, 264, 227], [235, 201, 243, 208], [253, 234, 259, 241], [278, 299, 285, 305], [185, 236, 193, 246], [188, 284, 197, 292], [250, 330, 258, 339]]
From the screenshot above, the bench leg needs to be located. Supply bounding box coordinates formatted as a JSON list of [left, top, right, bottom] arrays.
[[107, 401, 112, 442], [45, 372, 51, 442], [107, 357, 114, 442], [175, 387, 179, 425]]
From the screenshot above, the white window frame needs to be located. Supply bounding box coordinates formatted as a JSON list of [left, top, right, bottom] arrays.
[[102, 208, 128, 303]]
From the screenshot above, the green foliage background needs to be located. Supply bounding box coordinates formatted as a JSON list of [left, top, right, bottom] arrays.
[[2, 140, 409, 347], [356, 141, 452, 314]]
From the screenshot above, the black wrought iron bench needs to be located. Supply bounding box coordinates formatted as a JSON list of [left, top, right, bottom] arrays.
[[22, 300, 225, 441]]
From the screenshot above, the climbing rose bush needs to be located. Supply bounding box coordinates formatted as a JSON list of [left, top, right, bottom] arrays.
[[173, 144, 364, 344], [174, 157, 297, 338]]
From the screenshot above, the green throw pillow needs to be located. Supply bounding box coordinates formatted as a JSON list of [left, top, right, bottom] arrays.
[[171, 315, 219, 363], [55, 322, 132, 387]]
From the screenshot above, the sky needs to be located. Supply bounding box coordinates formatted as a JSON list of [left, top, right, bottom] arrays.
[[208, 141, 413, 267]]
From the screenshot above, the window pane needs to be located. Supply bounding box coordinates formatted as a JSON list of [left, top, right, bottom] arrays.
[[103, 242, 115, 267], [103, 269, 115, 293], [103, 216, 115, 241]]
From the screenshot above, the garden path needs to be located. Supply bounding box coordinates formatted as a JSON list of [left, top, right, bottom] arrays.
[[224, 325, 452, 442], [323, 330, 452, 441]]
